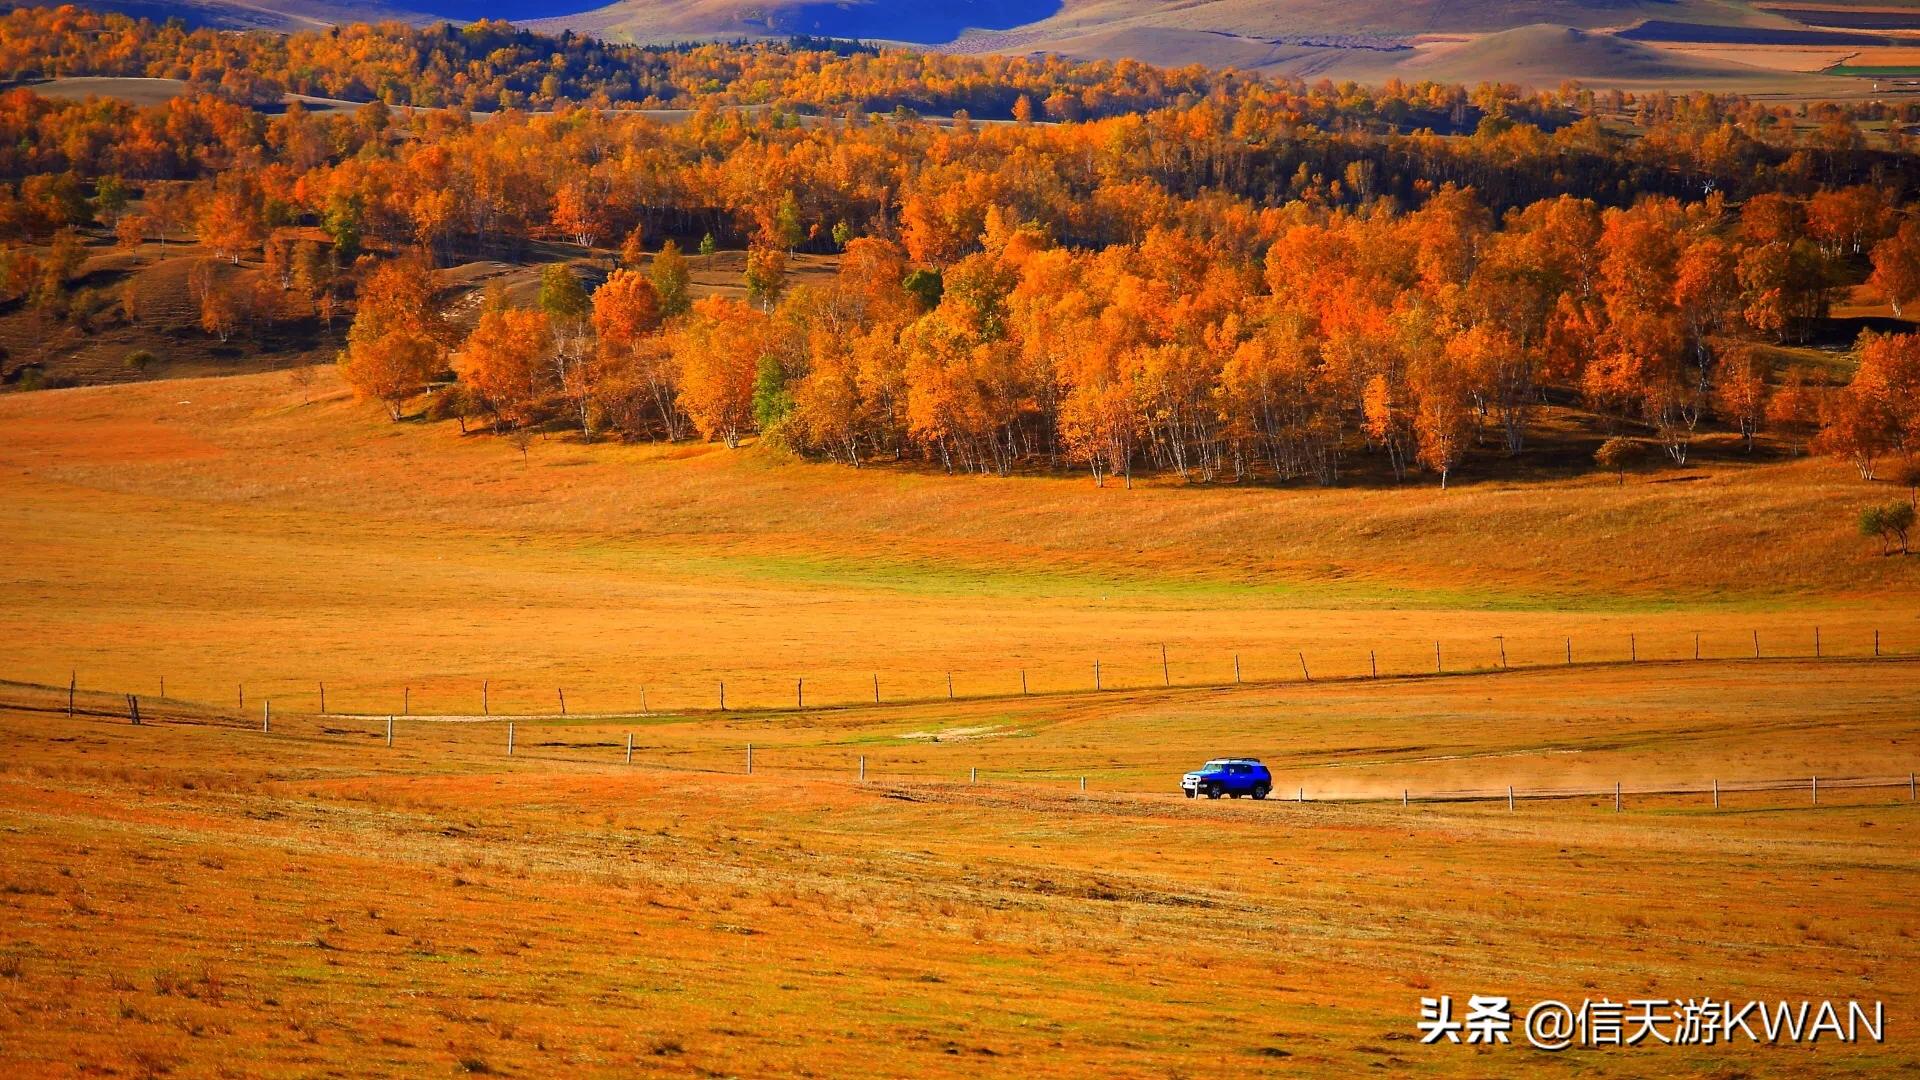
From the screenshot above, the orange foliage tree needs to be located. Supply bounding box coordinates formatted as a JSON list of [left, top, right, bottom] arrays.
[[671, 296, 768, 448], [338, 257, 447, 420], [1818, 332, 1920, 479], [454, 304, 555, 431]]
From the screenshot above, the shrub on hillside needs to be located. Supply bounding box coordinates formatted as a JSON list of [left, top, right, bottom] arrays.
[[1859, 501, 1916, 555], [1888, 458, 1920, 509], [123, 349, 155, 371], [1594, 437, 1646, 485], [425, 383, 483, 434]]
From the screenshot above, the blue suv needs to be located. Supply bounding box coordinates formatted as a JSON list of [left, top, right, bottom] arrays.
[[1181, 759, 1272, 800]]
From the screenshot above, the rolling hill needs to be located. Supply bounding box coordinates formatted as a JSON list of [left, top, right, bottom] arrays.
[[24, 0, 1920, 96], [1397, 22, 1826, 85]]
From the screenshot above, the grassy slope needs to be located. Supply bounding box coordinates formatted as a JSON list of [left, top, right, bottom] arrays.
[[1402, 24, 1829, 84], [0, 665, 1915, 1077], [0, 366, 1914, 714], [561, 0, 1874, 92]]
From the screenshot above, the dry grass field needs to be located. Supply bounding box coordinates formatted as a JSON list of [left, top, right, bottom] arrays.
[[1, 656, 1916, 1077], [2, 367, 1918, 1075], [0, 366, 1915, 714]]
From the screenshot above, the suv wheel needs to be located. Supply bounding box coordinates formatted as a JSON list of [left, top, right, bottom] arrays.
[[1252, 783, 1271, 800], [1206, 783, 1223, 799], [1184, 789, 1195, 799]]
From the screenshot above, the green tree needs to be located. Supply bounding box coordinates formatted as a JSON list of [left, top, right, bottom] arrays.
[[650, 239, 691, 317], [773, 191, 805, 251], [91, 176, 129, 224], [902, 268, 943, 312], [538, 263, 590, 322], [1859, 501, 1915, 555], [752, 353, 793, 433], [323, 194, 363, 262], [698, 232, 716, 257]]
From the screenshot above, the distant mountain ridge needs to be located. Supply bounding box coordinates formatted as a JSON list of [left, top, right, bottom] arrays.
[[21, 0, 1919, 93]]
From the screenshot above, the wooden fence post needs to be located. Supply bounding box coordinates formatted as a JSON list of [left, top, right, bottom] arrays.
[[1299, 652, 1311, 682], [507, 722, 514, 756], [625, 732, 632, 765], [1080, 776, 1086, 792], [1614, 782, 1621, 812], [159, 676, 164, 699], [873, 674, 880, 704], [1507, 785, 1514, 811], [1297, 786, 1304, 803], [126, 694, 139, 725], [1021, 669, 1029, 696], [68, 671, 75, 718], [1434, 641, 1442, 674], [1811, 775, 1818, 806], [1402, 788, 1408, 808], [387, 715, 394, 747], [1094, 660, 1101, 691], [640, 687, 648, 716], [1875, 630, 1881, 657], [1814, 626, 1821, 658], [262, 700, 270, 732], [557, 688, 566, 716], [1161, 643, 1170, 687], [1369, 651, 1376, 679], [1235, 654, 1243, 683], [796, 679, 803, 709], [1630, 634, 1636, 662], [1495, 636, 1506, 668], [970, 767, 977, 785], [319, 682, 325, 714], [238, 683, 244, 710], [747, 743, 753, 774], [482, 680, 489, 716], [719, 681, 726, 711], [947, 672, 954, 700], [1753, 630, 1760, 659], [859, 755, 866, 781], [1695, 632, 1701, 660], [1712, 778, 1718, 808], [1566, 637, 1572, 664]]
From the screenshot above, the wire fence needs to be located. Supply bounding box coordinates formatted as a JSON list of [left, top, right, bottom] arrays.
[[30, 624, 1920, 721], [11, 679, 1917, 814]]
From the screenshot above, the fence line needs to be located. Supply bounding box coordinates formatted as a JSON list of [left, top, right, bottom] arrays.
[[15, 679, 1918, 814], [41, 626, 1920, 722]]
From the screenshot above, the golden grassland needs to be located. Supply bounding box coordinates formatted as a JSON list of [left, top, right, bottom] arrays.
[[0, 367, 1915, 716], [2, 370, 1918, 1075], [1, 659, 1917, 1077]]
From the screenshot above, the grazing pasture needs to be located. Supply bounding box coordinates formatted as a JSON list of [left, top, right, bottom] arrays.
[[1, 355, 1918, 1076], [1, 367, 1916, 717], [0, 654, 1916, 1077]]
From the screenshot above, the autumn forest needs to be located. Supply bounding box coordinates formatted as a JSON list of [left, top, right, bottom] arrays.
[[14, 3, 1920, 1076], [4, 4, 1920, 489]]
